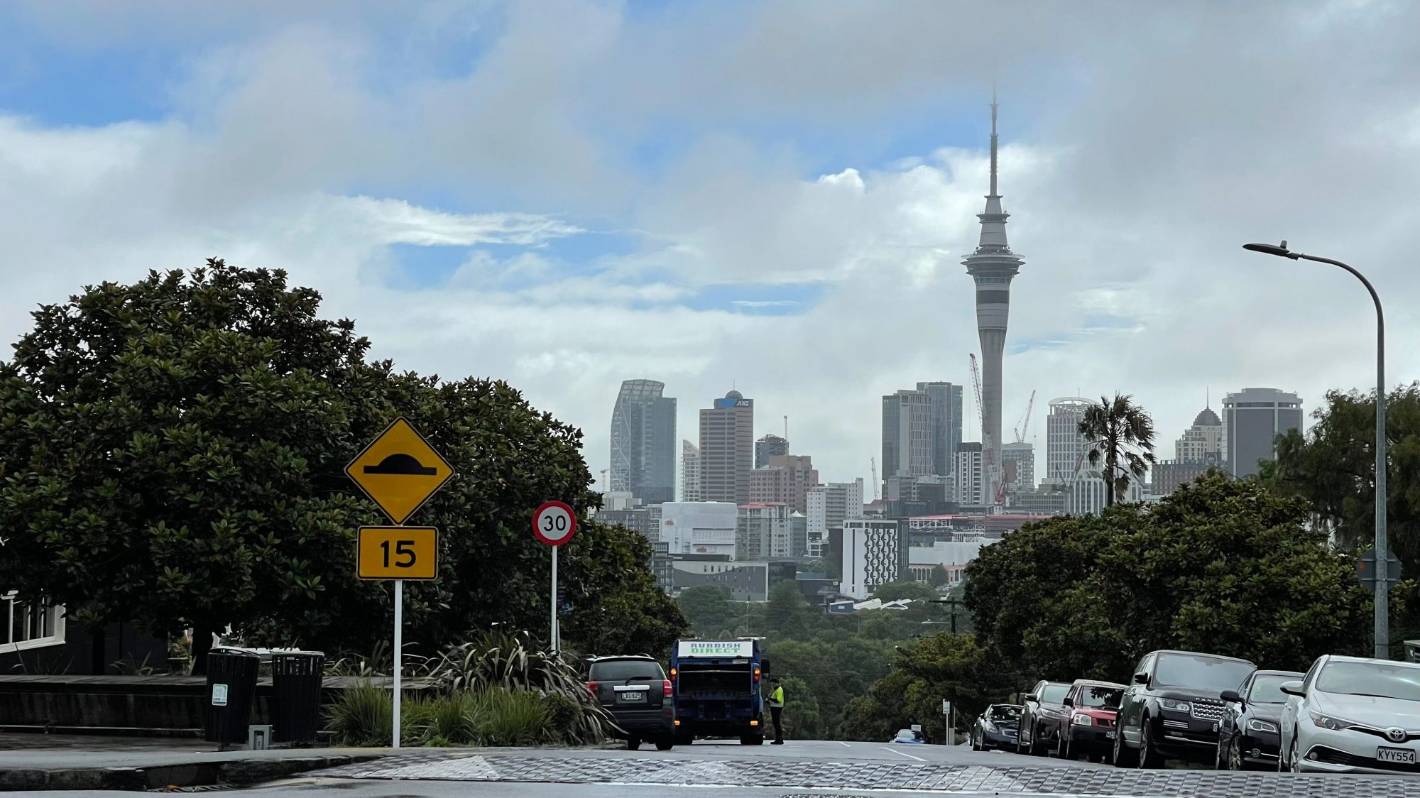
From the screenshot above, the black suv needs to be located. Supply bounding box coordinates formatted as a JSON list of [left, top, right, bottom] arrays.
[[587, 655, 675, 750], [1113, 650, 1256, 768], [1017, 680, 1071, 755]]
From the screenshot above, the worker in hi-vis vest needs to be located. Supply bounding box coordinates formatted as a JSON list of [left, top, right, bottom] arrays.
[[768, 677, 785, 744]]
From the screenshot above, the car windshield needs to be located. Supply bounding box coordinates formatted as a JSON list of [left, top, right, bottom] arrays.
[[1248, 673, 1299, 704], [590, 660, 664, 682], [1154, 654, 1254, 691], [1040, 683, 1070, 704], [990, 705, 1022, 722], [1077, 686, 1123, 709], [1317, 661, 1420, 702], [894, 729, 924, 742]]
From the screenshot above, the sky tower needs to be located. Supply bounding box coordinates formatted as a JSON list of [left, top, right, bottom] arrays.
[[962, 95, 1024, 506]]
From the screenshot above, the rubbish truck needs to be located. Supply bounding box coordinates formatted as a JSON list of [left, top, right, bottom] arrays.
[[669, 638, 770, 745]]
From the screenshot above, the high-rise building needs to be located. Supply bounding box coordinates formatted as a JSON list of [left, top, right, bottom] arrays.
[[1224, 388, 1303, 477], [838, 519, 909, 600], [1046, 398, 1092, 482], [660, 502, 737, 558], [806, 479, 865, 559], [1067, 472, 1143, 516], [916, 382, 965, 478], [962, 97, 1024, 508], [736, 503, 795, 560], [609, 379, 676, 504], [680, 441, 701, 502], [1001, 441, 1035, 494], [699, 390, 754, 504], [754, 434, 788, 468], [882, 389, 934, 485], [1153, 404, 1226, 497], [747, 454, 819, 513], [956, 442, 986, 506]]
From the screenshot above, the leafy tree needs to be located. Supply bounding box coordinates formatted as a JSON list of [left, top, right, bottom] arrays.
[[965, 473, 1369, 679], [675, 586, 738, 638], [764, 581, 816, 639], [872, 581, 939, 603], [1261, 385, 1420, 648], [1077, 393, 1156, 506], [0, 262, 684, 671]]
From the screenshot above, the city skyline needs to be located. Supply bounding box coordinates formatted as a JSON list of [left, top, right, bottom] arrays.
[[0, 4, 1412, 492]]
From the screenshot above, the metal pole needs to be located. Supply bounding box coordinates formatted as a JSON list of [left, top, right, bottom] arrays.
[[551, 546, 559, 655], [393, 578, 403, 748]]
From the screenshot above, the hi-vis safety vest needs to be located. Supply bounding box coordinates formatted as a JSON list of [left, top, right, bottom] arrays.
[[769, 686, 785, 708]]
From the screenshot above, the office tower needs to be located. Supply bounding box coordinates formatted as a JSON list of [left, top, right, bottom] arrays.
[[806, 479, 865, 559], [1001, 441, 1035, 494], [680, 441, 701, 502], [748, 454, 819, 513], [754, 434, 788, 468], [736, 503, 794, 560], [838, 519, 909, 600], [882, 389, 934, 489], [956, 442, 986, 506], [660, 501, 737, 558], [916, 382, 965, 478], [1223, 388, 1303, 477], [609, 380, 677, 504], [699, 390, 754, 504], [962, 97, 1025, 506], [1046, 398, 1092, 481], [1153, 403, 1226, 497]]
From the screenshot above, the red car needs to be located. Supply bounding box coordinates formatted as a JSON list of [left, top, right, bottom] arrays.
[[1051, 679, 1125, 761]]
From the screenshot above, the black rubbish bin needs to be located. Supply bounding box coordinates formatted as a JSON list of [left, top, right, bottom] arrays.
[[272, 651, 326, 744], [204, 649, 260, 744]]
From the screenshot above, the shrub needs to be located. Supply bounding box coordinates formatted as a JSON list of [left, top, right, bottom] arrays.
[[326, 681, 392, 746], [471, 687, 551, 746]]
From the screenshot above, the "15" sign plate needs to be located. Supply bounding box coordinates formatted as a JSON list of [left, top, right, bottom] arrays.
[[357, 526, 439, 580]]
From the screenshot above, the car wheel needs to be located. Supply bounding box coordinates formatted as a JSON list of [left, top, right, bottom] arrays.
[[1030, 722, 1046, 756], [1228, 737, 1244, 771], [655, 737, 674, 751], [627, 736, 641, 751], [1112, 721, 1138, 767], [1016, 719, 1028, 754], [1288, 735, 1300, 773], [971, 732, 980, 751], [1137, 716, 1163, 769], [1056, 730, 1070, 760]]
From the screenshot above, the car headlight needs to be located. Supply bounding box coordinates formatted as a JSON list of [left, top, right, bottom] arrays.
[[1071, 713, 1093, 727], [1308, 711, 1353, 732], [1159, 698, 1192, 713], [982, 720, 997, 733], [1246, 719, 1279, 734]]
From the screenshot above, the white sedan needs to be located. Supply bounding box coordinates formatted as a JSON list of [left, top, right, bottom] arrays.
[[1278, 654, 1420, 774]]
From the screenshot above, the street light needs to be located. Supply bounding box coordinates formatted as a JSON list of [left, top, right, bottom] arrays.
[[1243, 240, 1389, 659]]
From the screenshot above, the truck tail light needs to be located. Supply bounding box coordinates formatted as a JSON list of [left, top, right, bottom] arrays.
[[663, 679, 673, 697], [670, 666, 677, 679], [753, 665, 761, 683]]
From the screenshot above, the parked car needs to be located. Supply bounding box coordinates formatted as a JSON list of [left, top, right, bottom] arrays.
[[1051, 679, 1124, 761], [1215, 669, 1303, 770], [1278, 655, 1420, 774], [1113, 650, 1256, 768], [586, 655, 675, 751], [891, 727, 928, 744], [970, 704, 1023, 751], [1017, 680, 1071, 755]]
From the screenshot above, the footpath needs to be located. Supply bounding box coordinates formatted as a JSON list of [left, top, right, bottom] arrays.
[[0, 733, 384, 791]]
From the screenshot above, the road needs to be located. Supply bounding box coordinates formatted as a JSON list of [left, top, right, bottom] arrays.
[[14, 738, 1420, 797]]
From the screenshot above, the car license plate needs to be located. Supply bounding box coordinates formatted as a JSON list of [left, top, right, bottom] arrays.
[[619, 691, 645, 702], [1106, 731, 1116, 739], [1377, 747, 1416, 764]]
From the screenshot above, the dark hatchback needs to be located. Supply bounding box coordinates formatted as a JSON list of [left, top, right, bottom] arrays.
[[1018, 680, 1072, 755], [587, 655, 675, 750], [970, 704, 1023, 751], [1216, 669, 1303, 770], [1113, 650, 1256, 768]]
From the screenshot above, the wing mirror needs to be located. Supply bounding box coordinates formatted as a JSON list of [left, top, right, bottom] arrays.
[[1279, 680, 1304, 697], [1062, 696, 1074, 708], [1025, 693, 1039, 703], [1220, 689, 1243, 704], [1132, 672, 1149, 685]]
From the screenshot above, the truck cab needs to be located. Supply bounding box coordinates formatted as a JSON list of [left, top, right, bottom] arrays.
[[669, 639, 769, 745]]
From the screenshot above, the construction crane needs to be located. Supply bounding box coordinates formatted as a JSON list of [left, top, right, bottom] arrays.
[[1013, 389, 1037, 444], [870, 457, 880, 501]]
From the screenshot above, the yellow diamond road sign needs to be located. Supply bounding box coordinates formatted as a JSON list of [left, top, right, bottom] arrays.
[[345, 417, 454, 525]]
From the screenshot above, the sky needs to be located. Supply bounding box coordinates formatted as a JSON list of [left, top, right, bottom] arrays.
[[2, 0, 1419, 489]]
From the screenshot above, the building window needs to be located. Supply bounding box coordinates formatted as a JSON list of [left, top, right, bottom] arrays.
[[2, 592, 65, 652]]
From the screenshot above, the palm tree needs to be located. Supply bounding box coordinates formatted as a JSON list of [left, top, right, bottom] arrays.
[[1077, 393, 1157, 506]]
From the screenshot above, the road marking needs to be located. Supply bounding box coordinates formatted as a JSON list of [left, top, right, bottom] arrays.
[[880, 746, 926, 762], [837, 741, 851, 748]]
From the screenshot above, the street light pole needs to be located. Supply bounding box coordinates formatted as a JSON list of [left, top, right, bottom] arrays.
[[1243, 241, 1388, 659]]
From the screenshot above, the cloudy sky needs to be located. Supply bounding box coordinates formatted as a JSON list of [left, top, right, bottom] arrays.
[[3, 0, 1418, 488]]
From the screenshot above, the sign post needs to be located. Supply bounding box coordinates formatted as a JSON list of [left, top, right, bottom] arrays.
[[942, 699, 952, 746], [532, 501, 578, 655], [346, 417, 453, 749]]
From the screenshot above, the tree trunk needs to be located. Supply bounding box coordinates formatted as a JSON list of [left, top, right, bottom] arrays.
[[190, 625, 214, 676]]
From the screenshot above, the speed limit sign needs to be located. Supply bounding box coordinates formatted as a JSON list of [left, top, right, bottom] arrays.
[[532, 500, 577, 546]]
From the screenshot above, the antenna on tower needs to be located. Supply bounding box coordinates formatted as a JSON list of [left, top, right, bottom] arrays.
[[783, 415, 788, 447]]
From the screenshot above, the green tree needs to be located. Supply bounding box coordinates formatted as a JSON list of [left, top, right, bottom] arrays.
[[1077, 393, 1157, 506], [0, 262, 684, 670], [965, 473, 1369, 678], [764, 581, 816, 639], [872, 581, 939, 603], [674, 585, 738, 638]]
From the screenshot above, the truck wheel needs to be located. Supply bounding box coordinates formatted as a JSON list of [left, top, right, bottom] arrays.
[[675, 731, 693, 745], [655, 737, 674, 751], [627, 736, 641, 751], [740, 734, 764, 745]]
